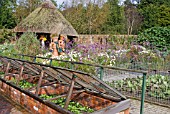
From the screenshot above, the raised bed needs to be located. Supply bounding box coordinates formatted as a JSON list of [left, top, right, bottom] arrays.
[[0, 56, 130, 114]]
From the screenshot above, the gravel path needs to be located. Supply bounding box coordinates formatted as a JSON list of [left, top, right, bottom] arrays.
[[103, 71, 143, 82], [130, 99, 170, 114]]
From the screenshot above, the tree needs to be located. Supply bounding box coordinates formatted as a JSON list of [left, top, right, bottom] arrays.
[[157, 5, 170, 26], [0, 0, 17, 29], [138, 0, 170, 30], [62, 0, 108, 34], [14, 0, 45, 23], [103, 0, 125, 34], [85, 1, 109, 34], [124, 0, 142, 34]]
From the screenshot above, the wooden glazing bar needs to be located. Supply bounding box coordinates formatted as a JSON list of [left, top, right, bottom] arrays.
[[57, 69, 97, 91], [40, 81, 58, 87]]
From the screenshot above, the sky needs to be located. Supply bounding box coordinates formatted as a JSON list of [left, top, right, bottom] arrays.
[[56, 0, 128, 5], [56, 0, 66, 5]]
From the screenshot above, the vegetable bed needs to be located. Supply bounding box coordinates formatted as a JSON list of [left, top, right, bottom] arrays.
[[40, 94, 94, 114], [107, 74, 170, 100]]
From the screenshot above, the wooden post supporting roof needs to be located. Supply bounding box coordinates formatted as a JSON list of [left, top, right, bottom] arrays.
[[64, 74, 77, 109], [35, 70, 44, 96], [17, 64, 24, 85]]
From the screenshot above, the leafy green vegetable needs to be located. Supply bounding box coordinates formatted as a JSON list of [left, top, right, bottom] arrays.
[[107, 74, 170, 100], [19, 80, 36, 89], [40, 94, 94, 114]]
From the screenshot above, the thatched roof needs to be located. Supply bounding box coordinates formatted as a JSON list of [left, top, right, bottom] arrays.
[[14, 0, 78, 36]]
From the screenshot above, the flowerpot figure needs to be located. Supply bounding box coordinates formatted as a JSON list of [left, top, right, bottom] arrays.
[[40, 35, 47, 50], [58, 35, 66, 55], [49, 35, 59, 57]]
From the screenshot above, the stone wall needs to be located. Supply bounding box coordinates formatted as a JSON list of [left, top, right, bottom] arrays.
[[77, 34, 137, 44]]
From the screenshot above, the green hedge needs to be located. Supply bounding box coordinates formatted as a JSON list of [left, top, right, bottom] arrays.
[[137, 27, 170, 51]]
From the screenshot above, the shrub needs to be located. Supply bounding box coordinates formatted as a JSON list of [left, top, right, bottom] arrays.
[[15, 32, 41, 56], [0, 44, 17, 57], [0, 29, 15, 44], [137, 27, 170, 51]]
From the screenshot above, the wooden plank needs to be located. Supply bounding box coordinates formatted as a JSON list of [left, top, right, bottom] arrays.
[[90, 75, 126, 99], [11, 60, 21, 68], [44, 67, 79, 86], [91, 99, 130, 114], [73, 72, 91, 83], [24, 62, 40, 74], [64, 75, 76, 109], [56, 69, 97, 91], [5, 62, 10, 77], [85, 90, 121, 102], [1, 56, 127, 100], [43, 68, 62, 82], [40, 81, 58, 87], [35, 70, 44, 96], [11, 60, 39, 76], [32, 64, 42, 71], [0, 58, 9, 64], [16, 65, 24, 85], [91, 84, 106, 93], [73, 72, 106, 93], [58, 74, 71, 84]]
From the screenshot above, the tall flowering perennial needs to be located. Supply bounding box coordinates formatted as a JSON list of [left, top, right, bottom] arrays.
[[33, 41, 168, 71]]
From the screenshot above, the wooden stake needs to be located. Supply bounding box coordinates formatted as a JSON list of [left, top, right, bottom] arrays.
[[16, 65, 24, 85], [4, 62, 10, 78], [35, 70, 44, 96], [64, 74, 76, 109]]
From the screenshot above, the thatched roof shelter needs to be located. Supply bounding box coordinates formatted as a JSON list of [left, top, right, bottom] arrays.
[[14, 0, 78, 36]]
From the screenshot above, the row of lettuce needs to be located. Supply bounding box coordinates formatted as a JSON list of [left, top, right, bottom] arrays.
[[107, 74, 170, 100]]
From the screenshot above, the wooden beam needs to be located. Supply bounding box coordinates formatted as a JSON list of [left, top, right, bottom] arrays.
[[40, 81, 58, 87], [64, 75, 76, 109], [0, 58, 8, 64], [90, 75, 126, 100], [85, 89, 121, 102], [57, 69, 97, 91], [72, 72, 106, 93], [43, 67, 63, 82], [35, 70, 44, 96], [4, 62, 10, 78], [16, 65, 24, 85], [91, 99, 130, 114], [24, 62, 40, 74], [73, 72, 91, 83]]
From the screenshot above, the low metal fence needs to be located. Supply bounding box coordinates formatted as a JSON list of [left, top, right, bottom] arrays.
[[114, 61, 170, 72], [105, 72, 170, 107]]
